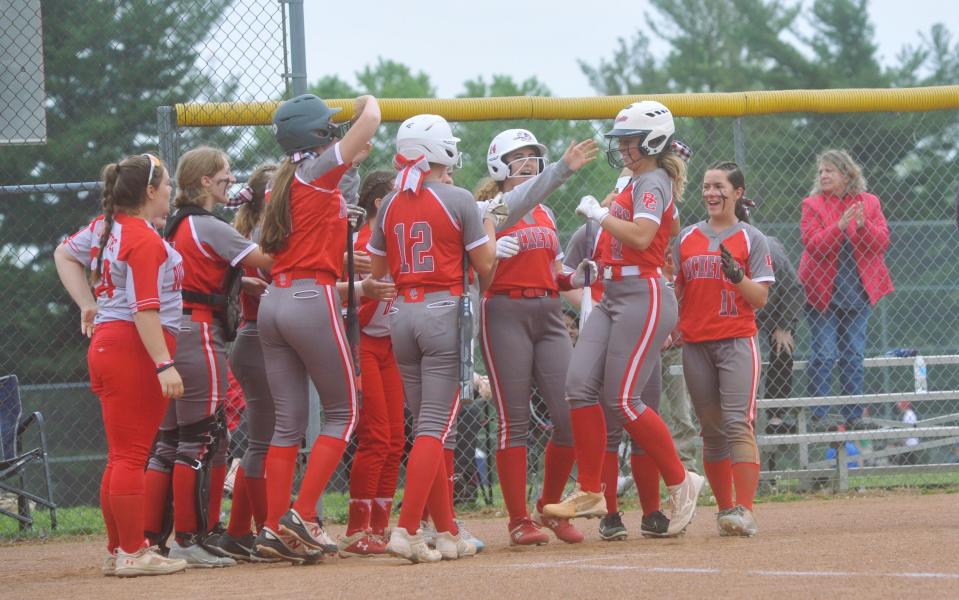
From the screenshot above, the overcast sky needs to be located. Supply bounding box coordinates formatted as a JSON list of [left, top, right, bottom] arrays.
[[303, 0, 956, 97]]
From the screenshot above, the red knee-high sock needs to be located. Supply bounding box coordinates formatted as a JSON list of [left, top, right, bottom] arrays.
[[444, 449, 456, 518], [293, 436, 348, 521], [226, 467, 254, 537], [600, 451, 619, 514], [264, 445, 299, 531], [630, 453, 661, 516], [172, 464, 199, 536], [100, 466, 118, 553], [143, 469, 170, 538], [623, 409, 685, 486], [346, 499, 372, 536], [496, 446, 529, 523], [207, 464, 227, 531], [397, 436, 442, 533], [426, 459, 457, 534], [246, 477, 267, 531], [110, 493, 146, 554], [732, 462, 760, 510], [704, 458, 734, 511], [538, 442, 576, 509], [569, 405, 606, 493], [370, 497, 392, 536]]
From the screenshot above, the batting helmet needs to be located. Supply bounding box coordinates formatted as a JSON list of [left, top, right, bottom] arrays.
[[605, 101, 675, 167], [272, 94, 343, 155], [486, 129, 548, 181], [396, 114, 461, 168]]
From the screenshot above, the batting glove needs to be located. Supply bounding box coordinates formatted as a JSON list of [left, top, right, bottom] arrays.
[[346, 204, 367, 228], [570, 260, 599, 289], [719, 243, 744, 284], [484, 194, 510, 228], [576, 195, 609, 224], [496, 236, 521, 260]]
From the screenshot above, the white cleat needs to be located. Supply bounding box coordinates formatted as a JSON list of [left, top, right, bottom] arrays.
[[666, 470, 705, 537], [717, 505, 758, 537], [387, 527, 442, 564], [115, 547, 187, 577], [435, 531, 477, 560]]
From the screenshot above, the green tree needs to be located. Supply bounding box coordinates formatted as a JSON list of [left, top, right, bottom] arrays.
[[0, 0, 238, 382]]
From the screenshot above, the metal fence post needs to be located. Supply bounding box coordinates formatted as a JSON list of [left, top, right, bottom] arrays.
[[284, 0, 307, 96], [156, 106, 179, 174], [733, 118, 746, 168]]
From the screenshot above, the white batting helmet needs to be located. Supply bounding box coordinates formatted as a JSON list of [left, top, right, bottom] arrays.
[[486, 129, 548, 181], [605, 100, 675, 159], [396, 114, 462, 168]]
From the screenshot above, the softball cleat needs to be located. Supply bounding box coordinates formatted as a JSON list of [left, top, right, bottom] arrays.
[[665, 470, 705, 537], [541, 484, 608, 519], [386, 527, 442, 564], [717, 505, 758, 537]]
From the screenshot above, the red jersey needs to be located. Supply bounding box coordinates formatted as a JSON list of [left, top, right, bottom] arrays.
[[489, 205, 562, 295], [167, 214, 257, 312], [367, 182, 488, 295], [352, 224, 379, 329], [601, 169, 675, 277], [674, 222, 775, 343], [239, 227, 270, 322], [270, 144, 351, 283]]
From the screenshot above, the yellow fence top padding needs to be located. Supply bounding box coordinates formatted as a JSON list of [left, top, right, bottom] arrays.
[[175, 85, 959, 127]]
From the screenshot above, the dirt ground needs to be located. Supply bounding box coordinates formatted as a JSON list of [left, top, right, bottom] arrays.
[[2, 492, 957, 600]]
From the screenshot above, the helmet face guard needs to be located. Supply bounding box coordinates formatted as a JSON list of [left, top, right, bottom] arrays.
[[503, 153, 547, 179], [606, 132, 649, 169]]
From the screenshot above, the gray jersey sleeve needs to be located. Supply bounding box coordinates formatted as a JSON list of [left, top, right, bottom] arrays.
[[193, 216, 258, 267], [631, 169, 670, 224], [673, 224, 697, 280], [564, 223, 593, 270], [339, 166, 360, 204], [63, 220, 98, 264], [757, 236, 803, 334], [296, 142, 344, 184], [497, 160, 574, 232], [745, 224, 775, 284], [440, 185, 489, 250], [366, 192, 396, 256]]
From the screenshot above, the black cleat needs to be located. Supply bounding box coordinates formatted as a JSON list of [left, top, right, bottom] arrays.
[[640, 510, 670, 538], [255, 527, 305, 564], [598, 511, 628, 541]]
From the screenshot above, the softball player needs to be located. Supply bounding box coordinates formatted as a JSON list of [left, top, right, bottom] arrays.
[[54, 154, 187, 577], [477, 129, 598, 546], [338, 170, 405, 557], [144, 146, 273, 567], [368, 114, 502, 563], [544, 101, 705, 539], [252, 94, 383, 563], [674, 161, 774, 537], [210, 162, 277, 560]]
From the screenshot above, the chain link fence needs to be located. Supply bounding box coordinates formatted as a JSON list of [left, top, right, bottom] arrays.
[[2, 1, 959, 541]]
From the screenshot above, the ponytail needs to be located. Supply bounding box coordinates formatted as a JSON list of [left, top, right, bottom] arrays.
[[474, 177, 502, 202], [657, 148, 687, 202], [93, 164, 120, 284], [233, 162, 277, 237], [258, 158, 297, 254]]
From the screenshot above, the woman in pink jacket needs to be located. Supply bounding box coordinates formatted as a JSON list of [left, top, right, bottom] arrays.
[[799, 149, 893, 430]]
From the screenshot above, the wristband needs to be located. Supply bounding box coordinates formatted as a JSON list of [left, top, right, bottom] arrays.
[[156, 360, 175, 374], [556, 272, 574, 291]]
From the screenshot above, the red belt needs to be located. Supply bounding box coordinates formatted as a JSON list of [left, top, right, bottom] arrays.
[[273, 270, 338, 288], [487, 288, 557, 299], [183, 307, 215, 323], [399, 285, 463, 303]]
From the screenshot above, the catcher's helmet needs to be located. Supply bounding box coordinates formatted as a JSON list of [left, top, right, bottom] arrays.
[[272, 94, 343, 155]]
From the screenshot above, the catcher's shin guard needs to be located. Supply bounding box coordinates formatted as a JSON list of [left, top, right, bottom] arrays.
[[173, 409, 228, 547]]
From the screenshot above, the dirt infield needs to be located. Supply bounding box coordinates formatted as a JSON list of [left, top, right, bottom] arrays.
[[3, 492, 957, 600]]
